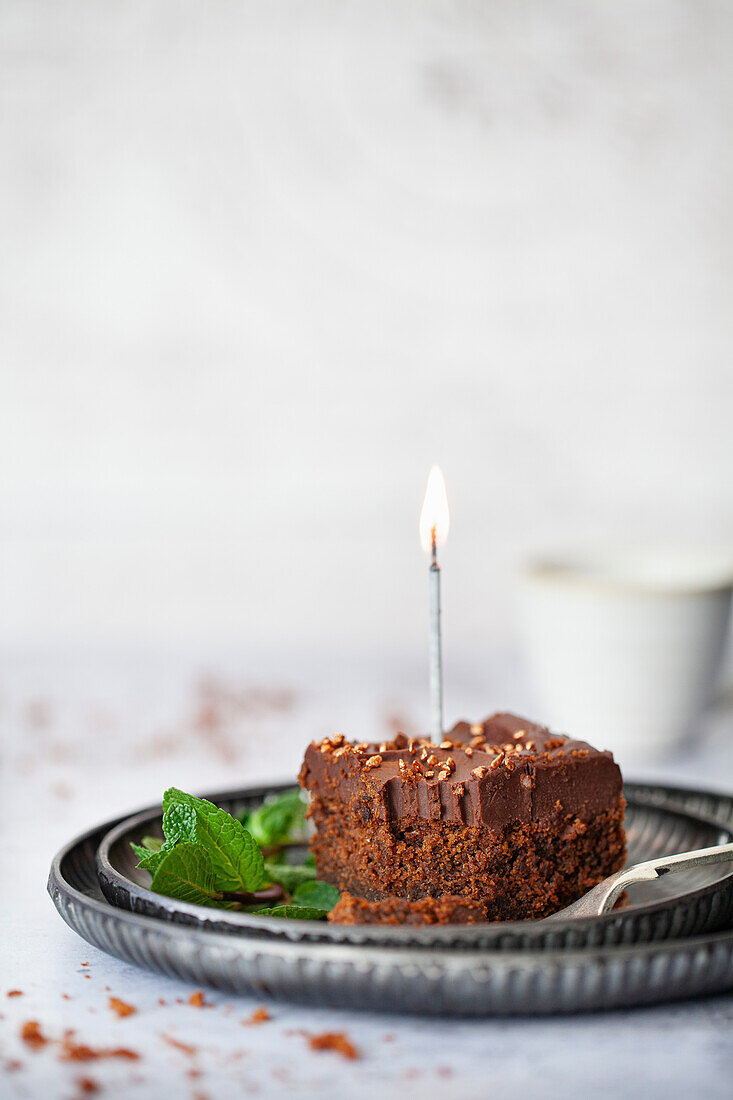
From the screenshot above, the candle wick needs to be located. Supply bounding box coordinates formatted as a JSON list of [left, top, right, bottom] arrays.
[[431, 524, 438, 568]]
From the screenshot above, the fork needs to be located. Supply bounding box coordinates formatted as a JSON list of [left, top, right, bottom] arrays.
[[543, 840, 733, 920]]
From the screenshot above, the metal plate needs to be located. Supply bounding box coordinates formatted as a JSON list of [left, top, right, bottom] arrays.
[[93, 781, 733, 951], [49, 793, 733, 1014]]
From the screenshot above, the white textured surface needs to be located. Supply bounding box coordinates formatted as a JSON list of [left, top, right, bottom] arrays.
[[1, 649, 732, 1099], [2, 0, 733, 657]]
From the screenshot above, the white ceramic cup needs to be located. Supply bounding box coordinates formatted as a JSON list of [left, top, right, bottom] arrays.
[[520, 550, 733, 760]]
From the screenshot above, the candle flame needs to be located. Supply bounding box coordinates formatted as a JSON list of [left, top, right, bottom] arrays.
[[419, 466, 450, 555]]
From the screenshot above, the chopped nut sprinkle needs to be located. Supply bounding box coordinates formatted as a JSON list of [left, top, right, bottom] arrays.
[[439, 740, 453, 750], [470, 723, 483, 736], [513, 729, 526, 739], [471, 765, 489, 778], [464, 746, 474, 757], [426, 754, 438, 766], [489, 752, 505, 771], [364, 754, 383, 769]]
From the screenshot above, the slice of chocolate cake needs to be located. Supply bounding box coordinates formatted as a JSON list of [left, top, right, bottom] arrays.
[[299, 713, 625, 924]]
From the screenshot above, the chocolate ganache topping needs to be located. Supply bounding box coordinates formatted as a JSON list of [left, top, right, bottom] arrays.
[[300, 713, 622, 830]]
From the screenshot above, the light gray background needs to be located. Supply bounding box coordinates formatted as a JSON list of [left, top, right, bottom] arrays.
[[3, 0, 732, 659]]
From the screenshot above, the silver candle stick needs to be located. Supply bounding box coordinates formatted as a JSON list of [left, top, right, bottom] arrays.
[[428, 526, 443, 740], [419, 466, 450, 741]]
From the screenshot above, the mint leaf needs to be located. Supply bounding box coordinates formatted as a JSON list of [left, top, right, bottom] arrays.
[[291, 880, 340, 912], [131, 834, 174, 874], [141, 836, 164, 852], [254, 904, 328, 920], [162, 787, 264, 892], [150, 843, 232, 908], [162, 799, 197, 846], [263, 862, 317, 892], [246, 790, 307, 847], [131, 842, 167, 874]]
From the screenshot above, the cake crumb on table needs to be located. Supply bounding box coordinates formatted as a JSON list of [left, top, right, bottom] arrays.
[[161, 1033, 197, 1056], [307, 1032, 360, 1060], [21, 1021, 48, 1049], [60, 1037, 140, 1063], [76, 1078, 100, 1094], [108, 997, 136, 1018], [243, 1007, 271, 1025], [7, 990, 23, 998]]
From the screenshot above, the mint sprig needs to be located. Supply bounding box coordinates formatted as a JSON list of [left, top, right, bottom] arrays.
[[130, 787, 336, 921]]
